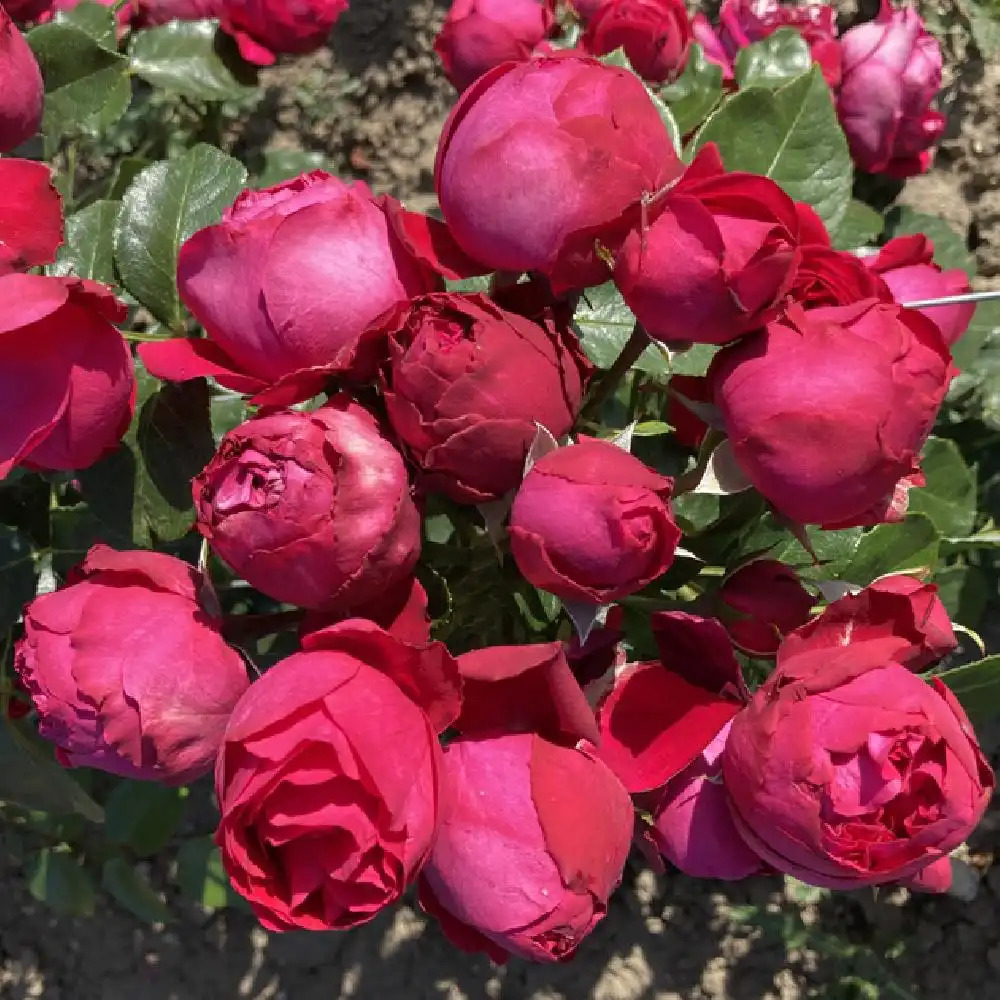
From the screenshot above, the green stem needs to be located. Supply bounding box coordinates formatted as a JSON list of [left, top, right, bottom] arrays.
[[581, 321, 650, 421]]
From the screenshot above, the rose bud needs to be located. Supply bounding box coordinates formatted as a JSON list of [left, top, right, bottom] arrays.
[[216, 0, 348, 65], [128, 0, 224, 27], [723, 602, 994, 890], [0, 9, 43, 153], [837, 0, 944, 178], [139, 172, 449, 405], [435, 0, 556, 92], [195, 398, 420, 612], [615, 146, 802, 345], [15, 546, 249, 784], [718, 559, 814, 657], [216, 619, 462, 930], [380, 292, 591, 504], [709, 300, 952, 527], [863, 235, 975, 347], [783, 574, 956, 672], [0, 275, 134, 480], [692, 0, 842, 86], [419, 732, 633, 962], [435, 53, 683, 293], [582, 0, 692, 84], [509, 437, 681, 605], [0, 160, 63, 276]]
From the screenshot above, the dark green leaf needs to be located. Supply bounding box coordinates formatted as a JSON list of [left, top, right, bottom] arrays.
[[176, 838, 243, 911], [952, 299, 1000, 373], [937, 654, 1000, 725], [210, 394, 248, 444], [660, 44, 723, 137], [933, 563, 988, 627], [54, 1, 118, 47], [49, 503, 129, 578], [831, 200, 884, 251], [28, 850, 96, 916], [908, 437, 976, 537], [129, 20, 258, 102], [51, 200, 120, 284], [883, 207, 974, 277], [102, 858, 171, 923], [0, 719, 104, 822], [692, 66, 852, 231], [104, 782, 187, 857], [114, 144, 248, 329], [840, 514, 941, 585], [0, 524, 36, 631], [106, 156, 152, 201], [734, 29, 812, 91]]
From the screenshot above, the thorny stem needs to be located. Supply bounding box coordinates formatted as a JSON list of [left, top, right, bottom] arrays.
[[581, 321, 651, 421]]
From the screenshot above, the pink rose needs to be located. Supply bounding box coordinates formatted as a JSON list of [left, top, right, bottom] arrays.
[[419, 732, 633, 962], [709, 300, 952, 527], [16, 546, 249, 784], [0, 160, 63, 276], [194, 397, 421, 611], [509, 437, 680, 605], [0, 275, 134, 479], [218, 0, 349, 66], [435, 0, 557, 91], [0, 9, 43, 153], [435, 53, 683, 292], [837, 0, 945, 177]]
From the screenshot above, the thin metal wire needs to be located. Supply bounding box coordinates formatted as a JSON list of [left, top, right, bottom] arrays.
[[901, 289, 1000, 309]]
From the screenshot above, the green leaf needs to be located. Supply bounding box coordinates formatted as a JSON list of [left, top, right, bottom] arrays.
[[104, 782, 187, 857], [937, 654, 1000, 725], [734, 28, 812, 91], [933, 563, 989, 627], [51, 200, 120, 284], [831, 200, 884, 251], [114, 144, 248, 330], [255, 149, 332, 188], [28, 850, 96, 917], [77, 367, 217, 547], [0, 719, 104, 822], [573, 283, 671, 377], [908, 437, 976, 537], [176, 838, 242, 911], [952, 299, 1000, 373], [54, 1, 118, 47], [883, 207, 974, 278], [840, 514, 941, 585], [0, 525, 36, 631], [129, 20, 258, 102], [27, 22, 130, 144], [692, 66, 852, 232], [660, 44, 723, 137], [102, 858, 171, 924], [106, 156, 152, 201]]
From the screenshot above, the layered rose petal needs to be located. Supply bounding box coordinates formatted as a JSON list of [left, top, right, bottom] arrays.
[[0, 10, 43, 152], [0, 160, 63, 276], [218, 0, 348, 66]]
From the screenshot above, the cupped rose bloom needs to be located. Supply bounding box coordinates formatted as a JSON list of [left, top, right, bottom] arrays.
[[837, 0, 944, 177], [509, 437, 681, 605], [0, 9, 43, 153], [0, 160, 63, 276], [419, 733, 633, 962], [864, 235, 975, 347], [216, 619, 462, 931], [693, 0, 842, 86], [0, 275, 134, 480], [718, 559, 815, 657], [193, 397, 421, 612], [435, 53, 682, 293], [615, 146, 802, 345], [217, 0, 348, 66], [791, 244, 893, 308], [15, 546, 249, 784], [723, 607, 994, 890], [581, 0, 692, 83], [139, 172, 449, 406], [435, 0, 557, 92], [380, 292, 591, 504], [709, 300, 952, 527]]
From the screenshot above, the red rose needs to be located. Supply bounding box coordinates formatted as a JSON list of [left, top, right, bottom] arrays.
[[0, 9, 43, 152], [864, 235, 975, 347], [217, 0, 348, 66], [0, 275, 134, 479], [791, 243, 893, 308], [193, 397, 421, 611], [723, 584, 994, 889], [435, 53, 682, 292], [509, 437, 680, 605], [582, 0, 692, 84], [16, 546, 249, 784], [435, 0, 557, 91], [380, 292, 591, 504], [128, 0, 223, 27], [419, 732, 633, 962], [709, 300, 952, 527], [0, 160, 63, 276], [2, 1, 56, 22], [216, 619, 461, 930], [615, 146, 803, 345]]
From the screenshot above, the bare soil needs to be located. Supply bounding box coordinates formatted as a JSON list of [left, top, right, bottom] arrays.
[[3, 2, 1000, 997]]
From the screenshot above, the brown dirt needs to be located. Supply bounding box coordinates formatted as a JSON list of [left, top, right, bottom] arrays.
[[4, 2, 1000, 998]]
